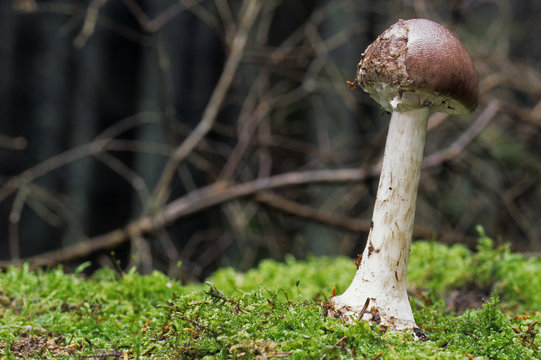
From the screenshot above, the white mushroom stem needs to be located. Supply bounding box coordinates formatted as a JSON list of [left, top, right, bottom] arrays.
[[329, 106, 429, 330]]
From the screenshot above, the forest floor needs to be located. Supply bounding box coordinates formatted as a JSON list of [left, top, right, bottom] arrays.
[[1, 227, 540, 359]]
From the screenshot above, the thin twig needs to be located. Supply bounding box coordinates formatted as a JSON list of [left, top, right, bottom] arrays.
[[0, 139, 110, 203], [9, 186, 30, 259], [176, 0, 221, 34], [120, 0, 151, 31], [423, 100, 499, 168], [94, 151, 150, 205], [73, 0, 108, 48], [219, 91, 272, 180]]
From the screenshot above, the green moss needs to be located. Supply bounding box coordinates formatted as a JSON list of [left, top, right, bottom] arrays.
[[1, 231, 541, 358], [207, 255, 354, 299], [409, 227, 541, 313]]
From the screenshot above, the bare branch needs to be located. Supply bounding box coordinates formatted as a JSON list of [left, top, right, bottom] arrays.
[[0, 112, 165, 204], [73, 0, 108, 48], [150, 0, 263, 209]]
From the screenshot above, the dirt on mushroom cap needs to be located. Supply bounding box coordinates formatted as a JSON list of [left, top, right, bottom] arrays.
[[357, 18, 479, 115]]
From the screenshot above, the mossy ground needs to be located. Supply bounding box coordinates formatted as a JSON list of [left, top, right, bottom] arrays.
[[1, 228, 540, 359]]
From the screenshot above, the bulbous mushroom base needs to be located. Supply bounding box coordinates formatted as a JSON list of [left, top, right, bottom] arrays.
[[327, 290, 416, 331], [327, 288, 428, 340]]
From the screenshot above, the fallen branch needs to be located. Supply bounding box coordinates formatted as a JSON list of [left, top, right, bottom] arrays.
[[1, 168, 368, 267], [254, 191, 435, 239]]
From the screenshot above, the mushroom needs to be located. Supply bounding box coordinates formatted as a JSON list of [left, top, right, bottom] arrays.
[[328, 19, 479, 332]]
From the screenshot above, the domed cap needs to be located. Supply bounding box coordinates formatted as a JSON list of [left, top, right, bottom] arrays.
[[357, 18, 479, 115]]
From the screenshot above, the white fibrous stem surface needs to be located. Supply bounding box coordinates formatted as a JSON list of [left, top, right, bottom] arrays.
[[329, 107, 429, 330]]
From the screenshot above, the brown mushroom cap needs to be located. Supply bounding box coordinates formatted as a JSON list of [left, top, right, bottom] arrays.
[[357, 18, 479, 115]]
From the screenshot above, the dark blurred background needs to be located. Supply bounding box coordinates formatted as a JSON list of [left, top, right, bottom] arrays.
[[1, 0, 540, 281]]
